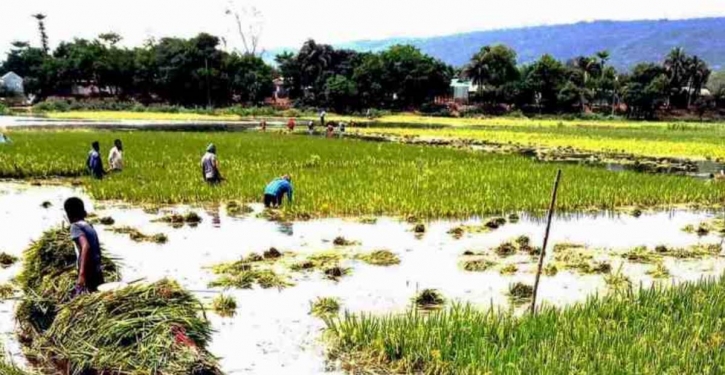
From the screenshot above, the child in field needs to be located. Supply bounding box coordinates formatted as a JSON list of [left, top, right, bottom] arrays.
[[201, 143, 223, 184], [263, 175, 293, 208], [108, 139, 123, 171], [64, 197, 104, 294], [87, 141, 105, 179]]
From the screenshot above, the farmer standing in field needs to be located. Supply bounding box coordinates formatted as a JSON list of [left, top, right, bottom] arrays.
[[108, 139, 123, 172], [319, 109, 327, 127], [64, 197, 104, 294], [87, 141, 105, 179], [260, 120, 267, 132], [308, 120, 315, 135], [201, 143, 223, 184], [263, 175, 294, 208], [287, 118, 296, 132]]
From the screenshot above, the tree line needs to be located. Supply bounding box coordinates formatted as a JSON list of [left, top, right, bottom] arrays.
[[1, 30, 722, 118]]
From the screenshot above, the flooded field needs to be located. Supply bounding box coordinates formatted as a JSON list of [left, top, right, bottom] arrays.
[[1, 181, 723, 374]]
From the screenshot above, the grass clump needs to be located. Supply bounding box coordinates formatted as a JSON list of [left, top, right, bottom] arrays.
[[622, 246, 661, 264], [40, 201, 52, 209], [449, 219, 505, 239], [212, 294, 238, 318], [413, 223, 426, 234], [333, 236, 359, 247], [99, 216, 115, 225], [413, 289, 445, 309], [0, 283, 16, 299], [154, 212, 202, 228], [356, 250, 400, 266], [647, 263, 671, 279], [544, 263, 559, 276], [494, 242, 517, 257], [461, 258, 496, 272], [325, 275, 725, 374], [226, 201, 254, 217], [324, 265, 352, 281], [604, 267, 632, 292], [500, 264, 519, 275], [263, 247, 283, 260], [0, 252, 18, 268], [508, 282, 534, 304], [357, 217, 378, 225], [310, 297, 341, 318], [110, 226, 168, 244]]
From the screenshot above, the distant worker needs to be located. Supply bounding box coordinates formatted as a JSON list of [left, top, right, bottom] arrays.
[[0, 132, 11, 144], [308, 120, 315, 135], [339, 122, 346, 138], [64, 197, 104, 294], [260, 120, 267, 132], [87, 141, 105, 179], [108, 139, 123, 172], [201, 143, 223, 184], [287, 118, 296, 132], [319, 109, 327, 127], [326, 122, 334, 138], [263, 175, 294, 208]]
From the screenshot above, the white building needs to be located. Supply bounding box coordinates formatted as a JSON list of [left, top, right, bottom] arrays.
[[0, 72, 24, 96]]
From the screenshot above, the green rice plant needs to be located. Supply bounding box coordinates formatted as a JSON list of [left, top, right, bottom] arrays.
[[500, 264, 518, 275], [413, 289, 445, 309], [325, 275, 725, 374], [494, 242, 517, 257], [211, 294, 237, 318], [310, 297, 341, 318], [2, 131, 724, 218], [507, 282, 534, 304], [356, 250, 400, 266], [460, 258, 496, 272], [0, 252, 18, 268], [544, 263, 559, 276], [604, 266, 632, 293]]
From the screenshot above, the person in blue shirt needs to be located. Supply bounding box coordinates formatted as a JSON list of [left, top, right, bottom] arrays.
[[86, 141, 105, 179], [64, 197, 104, 294], [264, 175, 293, 208]]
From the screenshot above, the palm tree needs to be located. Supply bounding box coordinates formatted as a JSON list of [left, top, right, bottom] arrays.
[[686, 56, 711, 107], [664, 47, 687, 89], [463, 46, 492, 97]]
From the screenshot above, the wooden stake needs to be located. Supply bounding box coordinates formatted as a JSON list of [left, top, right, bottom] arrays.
[[530, 169, 562, 315]]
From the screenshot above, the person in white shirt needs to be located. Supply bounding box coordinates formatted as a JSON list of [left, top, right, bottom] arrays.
[[108, 139, 123, 171]]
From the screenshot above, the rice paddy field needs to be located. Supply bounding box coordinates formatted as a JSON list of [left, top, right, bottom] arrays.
[[1, 130, 724, 218], [1, 126, 725, 374], [354, 122, 725, 160]]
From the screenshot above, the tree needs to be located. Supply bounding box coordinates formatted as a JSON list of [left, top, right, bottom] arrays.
[[522, 54, 567, 112], [224, 0, 264, 56], [324, 75, 358, 112], [32, 14, 50, 55], [684, 55, 710, 107], [464, 45, 519, 101], [622, 63, 668, 119], [98, 32, 123, 47]]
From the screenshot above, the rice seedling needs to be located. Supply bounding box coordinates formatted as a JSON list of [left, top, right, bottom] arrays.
[[507, 213, 520, 223], [413, 289, 445, 309], [310, 297, 341, 318], [494, 242, 517, 257], [212, 294, 238, 318], [647, 263, 671, 279], [544, 263, 559, 276], [604, 266, 632, 293], [662, 243, 723, 259], [324, 265, 352, 281], [0, 283, 15, 299], [263, 247, 283, 260], [508, 282, 534, 304], [461, 258, 496, 272], [356, 250, 400, 266], [209, 256, 290, 289], [413, 223, 426, 234], [110, 226, 168, 244], [622, 246, 661, 264], [154, 212, 203, 228], [226, 201, 254, 217], [0, 252, 18, 268], [3, 131, 724, 218], [500, 264, 518, 275], [324, 275, 725, 374]]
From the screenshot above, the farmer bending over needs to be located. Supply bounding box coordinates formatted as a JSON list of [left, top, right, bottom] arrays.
[[264, 175, 293, 208], [64, 197, 104, 294], [201, 143, 223, 184], [87, 141, 105, 179]]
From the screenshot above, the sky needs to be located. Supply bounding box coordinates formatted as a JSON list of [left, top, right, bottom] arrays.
[[2, 0, 725, 57]]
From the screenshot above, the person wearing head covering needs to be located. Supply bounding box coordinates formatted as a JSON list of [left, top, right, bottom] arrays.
[[87, 141, 105, 179], [201, 143, 222, 184], [287, 118, 296, 132], [64, 197, 104, 294], [263, 175, 293, 208], [108, 139, 124, 171], [307, 120, 315, 135]]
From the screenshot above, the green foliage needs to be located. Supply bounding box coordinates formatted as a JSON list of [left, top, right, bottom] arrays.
[[211, 294, 237, 318], [413, 289, 445, 309], [310, 297, 341, 318], [2, 131, 724, 218], [356, 250, 400, 266], [326, 276, 725, 374]]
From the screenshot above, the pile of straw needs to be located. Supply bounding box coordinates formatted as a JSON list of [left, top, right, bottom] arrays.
[[15, 227, 222, 375]]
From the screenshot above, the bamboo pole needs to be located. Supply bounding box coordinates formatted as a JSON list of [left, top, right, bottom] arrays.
[[530, 169, 562, 315]]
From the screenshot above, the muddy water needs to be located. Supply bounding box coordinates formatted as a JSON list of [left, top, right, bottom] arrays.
[[1, 182, 724, 374]]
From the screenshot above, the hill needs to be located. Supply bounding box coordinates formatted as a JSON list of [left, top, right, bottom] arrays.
[[269, 18, 725, 71]]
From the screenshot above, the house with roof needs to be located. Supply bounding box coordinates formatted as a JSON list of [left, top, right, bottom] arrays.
[[0, 72, 25, 96]]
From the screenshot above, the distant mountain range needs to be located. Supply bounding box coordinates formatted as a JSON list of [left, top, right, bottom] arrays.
[[267, 18, 725, 71]]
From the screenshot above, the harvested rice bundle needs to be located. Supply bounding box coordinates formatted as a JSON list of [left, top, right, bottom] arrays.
[[39, 280, 220, 375]]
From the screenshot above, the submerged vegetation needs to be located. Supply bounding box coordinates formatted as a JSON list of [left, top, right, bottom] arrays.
[[2, 131, 724, 218], [356, 250, 400, 266], [310, 297, 341, 318], [413, 289, 446, 309], [326, 275, 725, 374], [110, 226, 168, 244]]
